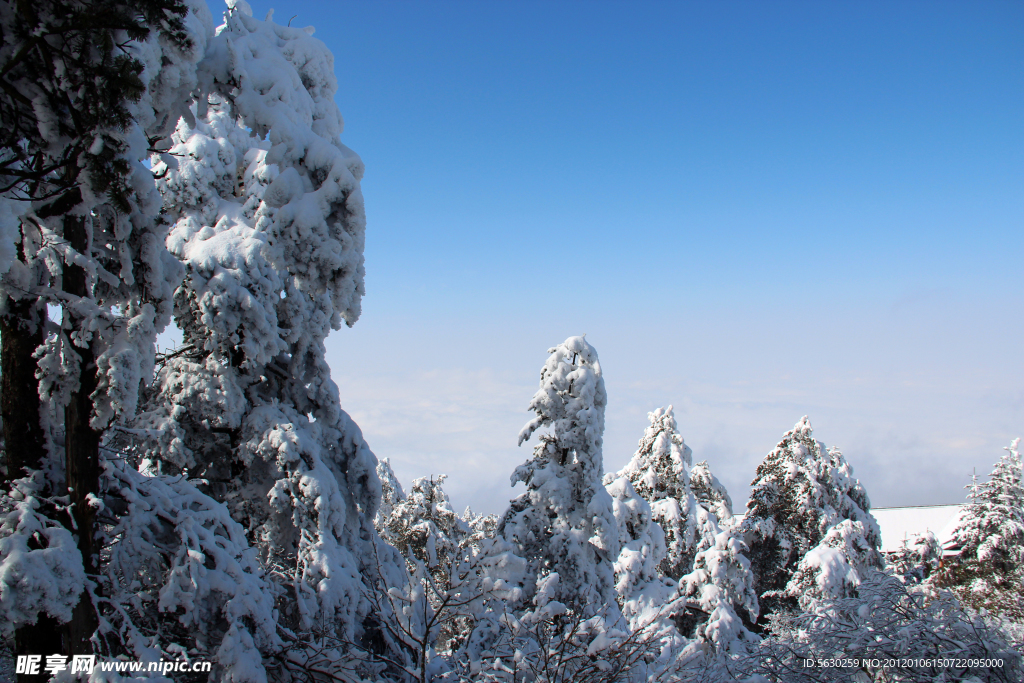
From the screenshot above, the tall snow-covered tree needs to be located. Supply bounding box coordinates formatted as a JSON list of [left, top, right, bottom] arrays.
[[608, 404, 758, 658], [125, 2, 405, 678], [618, 406, 718, 580], [740, 416, 882, 625], [498, 335, 619, 614], [0, 0, 203, 665], [936, 438, 1024, 621]]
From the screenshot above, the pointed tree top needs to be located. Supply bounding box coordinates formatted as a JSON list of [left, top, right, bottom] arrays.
[[794, 415, 813, 435]]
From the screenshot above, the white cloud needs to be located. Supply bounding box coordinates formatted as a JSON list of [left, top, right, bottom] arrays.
[[325, 292, 1022, 517]]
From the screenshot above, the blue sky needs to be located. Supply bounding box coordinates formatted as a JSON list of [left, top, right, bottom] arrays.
[[205, 0, 1022, 515]]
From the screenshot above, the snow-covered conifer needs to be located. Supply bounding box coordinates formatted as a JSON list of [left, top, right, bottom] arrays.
[[604, 475, 668, 606], [498, 335, 619, 614], [383, 474, 466, 592], [782, 518, 881, 613], [462, 506, 498, 543], [608, 405, 757, 659], [126, 2, 405, 677], [375, 457, 407, 537], [740, 417, 882, 625], [679, 526, 760, 656], [459, 337, 641, 679], [618, 406, 718, 580], [937, 438, 1024, 621], [0, 0, 206, 660], [690, 459, 734, 524], [601, 471, 697, 680]]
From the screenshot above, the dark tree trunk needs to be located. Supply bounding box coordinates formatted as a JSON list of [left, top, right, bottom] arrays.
[[1, 296, 45, 482], [2, 260, 66, 681], [62, 213, 100, 655]]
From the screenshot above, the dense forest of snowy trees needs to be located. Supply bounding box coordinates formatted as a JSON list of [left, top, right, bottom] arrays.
[[0, 2, 1021, 682]]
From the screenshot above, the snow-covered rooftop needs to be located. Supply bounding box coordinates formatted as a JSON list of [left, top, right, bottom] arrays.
[[871, 504, 965, 554]]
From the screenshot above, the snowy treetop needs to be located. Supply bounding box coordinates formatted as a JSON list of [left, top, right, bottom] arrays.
[[517, 335, 606, 473], [619, 405, 692, 503], [744, 416, 881, 551]]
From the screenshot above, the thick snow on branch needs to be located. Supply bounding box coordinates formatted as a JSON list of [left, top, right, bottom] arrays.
[[0, 480, 86, 633]]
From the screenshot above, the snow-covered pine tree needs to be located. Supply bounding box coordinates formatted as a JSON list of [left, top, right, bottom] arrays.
[[459, 337, 661, 680], [740, 416, 882, 625], [618, 406, 718, 581], [382, 474, 466, 592], [601, 471, 702, 680], [680, 527, 760, 658], [677, 453, 761, 658], [782, 518, 883, 613], [375, 457, 407, 539], [0, 0, 203, 663], [608, 405, 758, 657], [690, 459, 734, 525], [125, 2, 405, 677], [936, 438, 1024, 621], [498, 335, 619, 615]]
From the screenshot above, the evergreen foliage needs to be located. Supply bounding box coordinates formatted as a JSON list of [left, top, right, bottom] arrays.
[[375, 457, 407, 536], [122, 2, 406, 677], [604, 474, 669, 608], [741, 417, 883, 625], [936, 438, 1024, 622], [499, 335, 619, 614], [689, 459, 733, 524], [0, 0, 192, 208], [383, 474, 467, 593], [611, 405, 759, 659], [0, 0, 204, 667], [619, 406, 717, 581], [680, 527, 760, 655]]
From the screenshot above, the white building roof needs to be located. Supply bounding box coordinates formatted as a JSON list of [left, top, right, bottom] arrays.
[[870, 504, 966, 554]]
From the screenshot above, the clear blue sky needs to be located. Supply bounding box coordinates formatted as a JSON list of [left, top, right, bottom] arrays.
[[204, 0, 1023, 515]]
